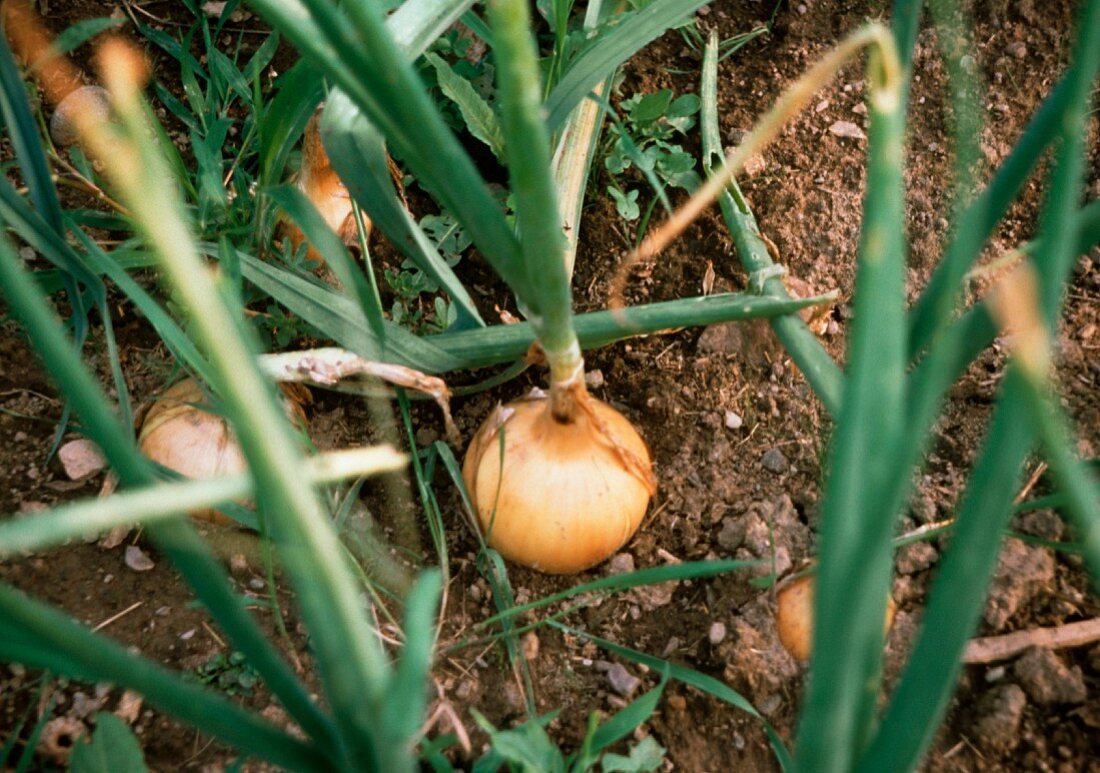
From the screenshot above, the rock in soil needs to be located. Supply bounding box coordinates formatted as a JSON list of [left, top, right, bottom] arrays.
[[970, 683, 1028, 753], [1012, 647, 1088, 705], [761, 448, 788, 474]]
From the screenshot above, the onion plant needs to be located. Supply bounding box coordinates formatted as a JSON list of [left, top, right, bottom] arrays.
[[686, 1, 1100, 770], [0, 0, 824, 769]]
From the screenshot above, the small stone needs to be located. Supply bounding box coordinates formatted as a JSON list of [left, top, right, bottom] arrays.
[[708, 621, 727, 645], [229, 553, 250, 578], [522, 632, 539, 661], [585, 369, 605, 389], [17, 249, 34, 263], [249, 578, 265, 590], [796, 4, 807, 14], [723, 410, 743, 430], [124, 545, 155, 572], [58, 438, 108, 480], [697, 323, 744, 355], [607, 552, 635, 575], [717, 517, 745, 551], [155, 606, 171, 616], [70, 691, 103, 719], [761, 448, 788, 473], [179, 629, 196, 641], [828, 120, 865, 140], [602, 662, 641, 698], [971, 683, 1027, 753], [115, 690, 143, 724], [1006, 41, 1027, 59], [1013, 647, 1087, 704]]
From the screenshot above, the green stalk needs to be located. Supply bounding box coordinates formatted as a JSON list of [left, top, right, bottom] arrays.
[[794, 30, 907, 771], [860, 2, 1100, 766], [487, 0, 581, 416], [98, 48, 413, 770], [0, 236, 337, 761], [0, 447, 405, 559], [699, 29, 844, 416], [0, 585, 331, 773]]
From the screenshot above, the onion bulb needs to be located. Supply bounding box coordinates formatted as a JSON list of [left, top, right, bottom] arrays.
[[462, 389, 655, 574], [138, 378, 309, 525], [281, 111, 365, 262], [775, 573, 897, 662]]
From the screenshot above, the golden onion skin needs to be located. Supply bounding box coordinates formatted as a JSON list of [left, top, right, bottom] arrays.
[[138, 379, 308, 525], [775, 574, 897, 662], [463, 396, 653, 574], [138, 379, 246, 525]]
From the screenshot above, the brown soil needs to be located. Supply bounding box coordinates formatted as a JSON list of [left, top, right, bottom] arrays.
[[2, 0, 1099, 771]]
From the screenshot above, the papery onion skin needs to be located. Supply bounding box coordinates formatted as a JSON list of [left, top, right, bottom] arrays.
[[138, 379, 308, 525], [281, 111, 363, 264], [462, 396, 653, 574]]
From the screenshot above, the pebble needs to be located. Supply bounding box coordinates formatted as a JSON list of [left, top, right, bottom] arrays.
[[58, 439, 107, 480], [598, 662, 641, 698], [124, 545, 155, 572], [180, 629, 196, 641], [229, 553, 250, 578], [708, 621, 727, 645], [717, 517, 745, 551], [761, 448, 788, 473], [606, 552, 635, 575], [1006, 41, 1027, 59], [522, 632, 539, 661], [249, 578, 265, 590], [585, 369, 605, 389], [828, 120, 866, 140], [723, 410, 743, 430], [18, 248, 34, 263]]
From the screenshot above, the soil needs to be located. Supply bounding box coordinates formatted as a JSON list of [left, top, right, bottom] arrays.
[[2, 0, 1099, 771]]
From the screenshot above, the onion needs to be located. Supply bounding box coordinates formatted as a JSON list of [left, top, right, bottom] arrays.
[[138, 378, 308, 525], [775, 573, 897, 662], [281, 111, 366, 261], [462, 387, 655, 574]]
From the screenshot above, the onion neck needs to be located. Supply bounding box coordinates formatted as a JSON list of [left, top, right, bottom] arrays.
[[546, 338, 585, 423]]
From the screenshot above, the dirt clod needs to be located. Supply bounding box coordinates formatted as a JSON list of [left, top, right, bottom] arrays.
[[984, 539, 1055, 629], [1012, 648, 1088, 705], [970, 683, 1028, 753]]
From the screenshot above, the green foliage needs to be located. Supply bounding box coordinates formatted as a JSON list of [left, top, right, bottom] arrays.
[[69, 713, 149, 773], [191, 651, 260, 696], [469, 677, 666, 773], [604, 89, 701, 220]]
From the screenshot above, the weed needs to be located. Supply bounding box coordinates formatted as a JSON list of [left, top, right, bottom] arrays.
[[603, 88, 701, 221]]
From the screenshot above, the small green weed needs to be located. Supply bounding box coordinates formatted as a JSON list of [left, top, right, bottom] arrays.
[[604, 88, 701, 221], [191, 651, 260, 697]]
